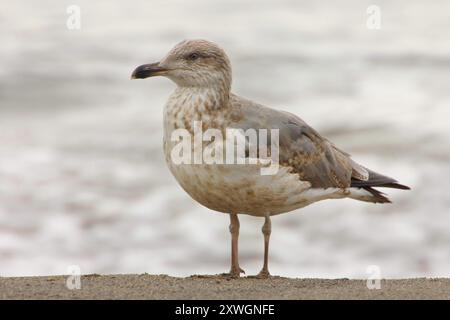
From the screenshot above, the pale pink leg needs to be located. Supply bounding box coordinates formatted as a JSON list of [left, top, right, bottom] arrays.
[[257, 214, 272, 278], [228, 213, 245, 278]]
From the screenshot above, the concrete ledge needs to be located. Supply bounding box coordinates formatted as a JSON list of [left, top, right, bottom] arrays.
[[0, 274, 448, 299]]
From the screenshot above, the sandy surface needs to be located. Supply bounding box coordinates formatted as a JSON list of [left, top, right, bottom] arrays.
[[1, 274, 449, 300]]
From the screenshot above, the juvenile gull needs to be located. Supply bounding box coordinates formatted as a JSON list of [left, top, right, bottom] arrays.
[[131, 39, 410, 278]]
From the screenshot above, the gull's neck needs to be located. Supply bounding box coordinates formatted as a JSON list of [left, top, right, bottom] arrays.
[[171, 84, 231, 112]]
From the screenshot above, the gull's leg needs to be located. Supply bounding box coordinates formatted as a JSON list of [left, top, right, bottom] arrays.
[[257, 213, 272, 278], [228, 213, 245, 278]]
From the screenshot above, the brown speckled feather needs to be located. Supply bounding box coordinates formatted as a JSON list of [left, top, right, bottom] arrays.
[[230, 94, 355, 189], [229, 94, 410, 191]]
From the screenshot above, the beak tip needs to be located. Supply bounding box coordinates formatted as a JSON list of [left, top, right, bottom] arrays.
[[131, 62, 166, 80]]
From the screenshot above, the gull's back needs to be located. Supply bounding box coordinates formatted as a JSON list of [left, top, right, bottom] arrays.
[[228, 93, 409, 204]]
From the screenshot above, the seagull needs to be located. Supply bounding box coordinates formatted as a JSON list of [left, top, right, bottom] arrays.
[[131, 39, 410, 278]]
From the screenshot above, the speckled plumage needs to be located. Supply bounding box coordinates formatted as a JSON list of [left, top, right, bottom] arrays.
[[132, 39, 409, 277]]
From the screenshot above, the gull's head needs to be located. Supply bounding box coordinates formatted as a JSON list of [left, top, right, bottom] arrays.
[[131, 39, 232, 90]]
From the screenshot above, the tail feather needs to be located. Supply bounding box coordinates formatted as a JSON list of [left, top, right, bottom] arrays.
[[361, 186, 391, 203]]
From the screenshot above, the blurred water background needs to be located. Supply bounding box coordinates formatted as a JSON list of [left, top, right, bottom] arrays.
[[0, 0, 449, 278]]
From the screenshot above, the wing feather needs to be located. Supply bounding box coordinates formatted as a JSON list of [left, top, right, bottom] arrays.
[[231, 95, 354, 189]]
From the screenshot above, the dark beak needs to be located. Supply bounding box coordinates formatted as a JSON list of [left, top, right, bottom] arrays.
[[131, 62, 168, 79]]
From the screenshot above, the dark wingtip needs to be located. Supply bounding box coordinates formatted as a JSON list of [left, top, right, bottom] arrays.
[[380, 183, 411, 190], [350, 170, 411, 191]]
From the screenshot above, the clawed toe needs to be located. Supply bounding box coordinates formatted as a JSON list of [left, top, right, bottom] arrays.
[[222, 267, 245, 279], [255, 269, 271, 279]]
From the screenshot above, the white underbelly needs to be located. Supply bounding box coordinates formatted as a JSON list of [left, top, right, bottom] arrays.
[[166, 161, 346, 216]]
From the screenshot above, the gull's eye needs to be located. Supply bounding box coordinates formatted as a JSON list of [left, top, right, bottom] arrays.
[[187, 52, 200, 61]]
